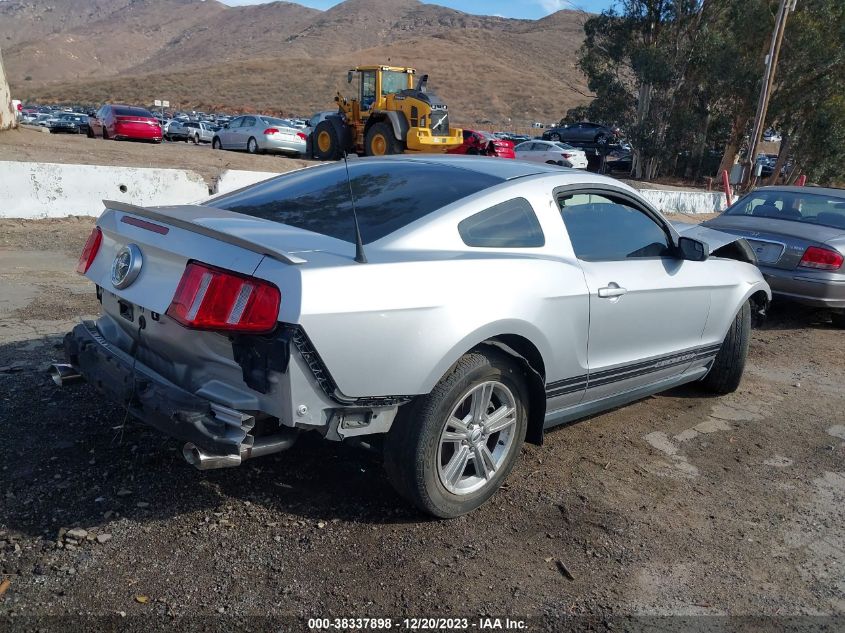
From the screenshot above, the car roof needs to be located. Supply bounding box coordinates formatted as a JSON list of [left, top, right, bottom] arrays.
[[373, 154, 567, 180], [752, 185, 845, 199]]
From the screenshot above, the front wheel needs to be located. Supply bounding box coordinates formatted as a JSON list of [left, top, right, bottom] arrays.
[[365, 121, 402, 156], [212, 137, 222, 150], [700, 301, 751, 394], [384, 351, 528, 518], [830, 311, 845, 328], [549, 133, 561, 141]]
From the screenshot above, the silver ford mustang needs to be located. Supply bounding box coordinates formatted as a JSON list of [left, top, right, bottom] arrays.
[[56, 156, 770, 517]]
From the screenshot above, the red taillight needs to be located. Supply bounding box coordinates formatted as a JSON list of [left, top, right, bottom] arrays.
[[561, 153, 572, 159], [799, 246, 843, 270], [166, 262, 280, 333], [76, 227, 102, 274], [263, 128, 279, 135], [296, 132, 307, 141]]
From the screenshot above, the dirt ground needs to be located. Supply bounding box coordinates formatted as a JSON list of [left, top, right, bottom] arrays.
[[0, 219, 843, 631], [0, 126, 310, 188]]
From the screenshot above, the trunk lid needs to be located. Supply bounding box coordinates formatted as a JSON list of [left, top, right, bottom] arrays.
[[703, 215, 845, 270]]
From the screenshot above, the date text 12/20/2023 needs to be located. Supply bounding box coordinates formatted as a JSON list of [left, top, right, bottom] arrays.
[[307, 617, 528, 630]]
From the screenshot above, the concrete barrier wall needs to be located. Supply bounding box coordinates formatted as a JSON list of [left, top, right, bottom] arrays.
[[637, 188, 728, 215], [215, 169, 280, 196], [1, 160, 727, 218], [0, 160, 210, 219]]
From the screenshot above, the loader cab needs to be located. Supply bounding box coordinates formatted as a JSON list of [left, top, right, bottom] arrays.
[[348, 66, 415, 112]]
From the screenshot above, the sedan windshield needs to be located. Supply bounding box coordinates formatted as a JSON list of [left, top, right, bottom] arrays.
[[725, 190, 845, 230]]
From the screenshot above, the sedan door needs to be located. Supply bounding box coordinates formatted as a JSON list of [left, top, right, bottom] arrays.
[[218, 117, 242, 148], [235, 116, 257, 150], [558, 190, 712, 401]]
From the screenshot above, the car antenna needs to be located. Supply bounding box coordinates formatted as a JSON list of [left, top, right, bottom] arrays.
[[342, 149, 367, 263]]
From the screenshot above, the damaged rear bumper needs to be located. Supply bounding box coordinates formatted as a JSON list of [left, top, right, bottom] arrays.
[[64, 321, 254, 457]]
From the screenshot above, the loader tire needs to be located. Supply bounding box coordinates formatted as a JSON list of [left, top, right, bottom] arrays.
[[365, 121, 402, 156], [313, 120, 343, 161]]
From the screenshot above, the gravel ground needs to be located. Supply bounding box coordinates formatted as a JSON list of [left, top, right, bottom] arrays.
[[1, 220, 844, 632]]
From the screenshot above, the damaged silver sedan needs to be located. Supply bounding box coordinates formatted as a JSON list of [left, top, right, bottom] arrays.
[[56, 156, 769, 517]]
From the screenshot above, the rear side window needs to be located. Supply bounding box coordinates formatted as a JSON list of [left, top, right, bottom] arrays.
[[212, 161, 503, 244], [459, 198, 544, 248]]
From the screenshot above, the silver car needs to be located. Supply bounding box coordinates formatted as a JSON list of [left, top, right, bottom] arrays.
[[704, 186, 845, 326], [56, 156, 769, 517], [212, 115, 307, 156]]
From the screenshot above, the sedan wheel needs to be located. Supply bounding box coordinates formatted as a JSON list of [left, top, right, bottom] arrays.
[[384, 351, 527, 518], [436, 381, 518, 495], [247, 137, 259, 154], [212, 137, 222, 150]]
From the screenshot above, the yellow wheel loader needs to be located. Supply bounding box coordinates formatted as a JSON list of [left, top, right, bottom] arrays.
[[312, 65, 463, 160]]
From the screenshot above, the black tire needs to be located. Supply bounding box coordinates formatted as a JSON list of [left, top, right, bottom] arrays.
[[191, 134, 199, 145], [830, 312, 845, 328], [549, 132, 561, 141], [102, 127, 109, 140], [700, 301, 751, 394], [86, 127, 95, 139], [384, 351, 528, 518], [467, 147, 480, 156], [365, 121, 402, 156], [313, 120, 343, 161], [247, 137, 259, 154], [212, 137, 222, 150]]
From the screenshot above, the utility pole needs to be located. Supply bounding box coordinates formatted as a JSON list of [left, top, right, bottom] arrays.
[[0, 48, 17, 131], [742, 0, 796, 190]]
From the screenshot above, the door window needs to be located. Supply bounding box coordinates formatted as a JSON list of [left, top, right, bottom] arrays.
[[360, 71, 376, 110], [559, 193, 671, 261], [242, 117, 256, 128]]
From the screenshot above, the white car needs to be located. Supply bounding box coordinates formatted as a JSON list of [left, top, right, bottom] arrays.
[[514, 140, 588, 169]]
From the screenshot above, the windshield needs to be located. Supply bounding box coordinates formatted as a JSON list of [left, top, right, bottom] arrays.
[[725, 190, 845, 230], [381, 71, 408, 96]]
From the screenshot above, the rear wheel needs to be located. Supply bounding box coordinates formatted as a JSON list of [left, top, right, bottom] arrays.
[[700, 301, 751, 394], [384, 351, 528, 518], [212, 137, 222, 150], [313, 120, 343, 160], [86, 127, 94, 139], [247, 137, 259, 154], [102, 127, 110, 140], [192, 134, 199, 144], [365, 121, 402, 156], [830, 311, 845, 328], [549, 132, 561, 141]]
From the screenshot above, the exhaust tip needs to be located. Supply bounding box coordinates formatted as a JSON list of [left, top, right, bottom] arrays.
[[182, 443, 242, 470], [49, 363, 82, 387]]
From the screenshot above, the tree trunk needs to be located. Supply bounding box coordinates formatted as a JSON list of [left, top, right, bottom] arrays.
[[717, 117, 744, 177], [632, 82, 654, 179], [0, 48, 16, 131]]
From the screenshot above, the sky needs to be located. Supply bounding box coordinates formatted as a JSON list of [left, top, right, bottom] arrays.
[[218, 0, 616, 20]]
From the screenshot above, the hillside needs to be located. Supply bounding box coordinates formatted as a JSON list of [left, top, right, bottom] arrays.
[[2, 0, 591, 127]]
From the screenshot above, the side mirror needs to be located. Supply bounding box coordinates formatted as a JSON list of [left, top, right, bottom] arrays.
[[677, 236, 708, 262], [347, 71, 353, 84]]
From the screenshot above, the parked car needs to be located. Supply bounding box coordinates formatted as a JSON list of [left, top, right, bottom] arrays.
[[212, 115, 307, 155], [514, 140, 588, 169], [89, 105, 162, 142], [164, 120, 189, 141], [34, 113, 54, 127], [605, 149, 633, 173], [47, 112, 91, 134], [448, 130, 515, 159], [543, 122, 619, 146], [57, 155, 768, 517], [704, 186, 845, 326], [496, 132, 532, 145], [183, 121, 219, 144]]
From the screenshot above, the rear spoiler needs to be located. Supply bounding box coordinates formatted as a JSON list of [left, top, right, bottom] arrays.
[[104, 200, 307, 265]]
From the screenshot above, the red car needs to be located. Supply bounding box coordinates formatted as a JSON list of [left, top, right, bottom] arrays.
[[448, 130, 515, 159], [88, 104, 162, 143]]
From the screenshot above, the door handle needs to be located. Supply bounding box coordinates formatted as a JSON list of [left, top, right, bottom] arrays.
[[598, 283, 627, 299]]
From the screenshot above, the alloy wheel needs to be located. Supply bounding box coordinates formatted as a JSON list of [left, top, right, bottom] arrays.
[[436, 380, 518, 496]]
